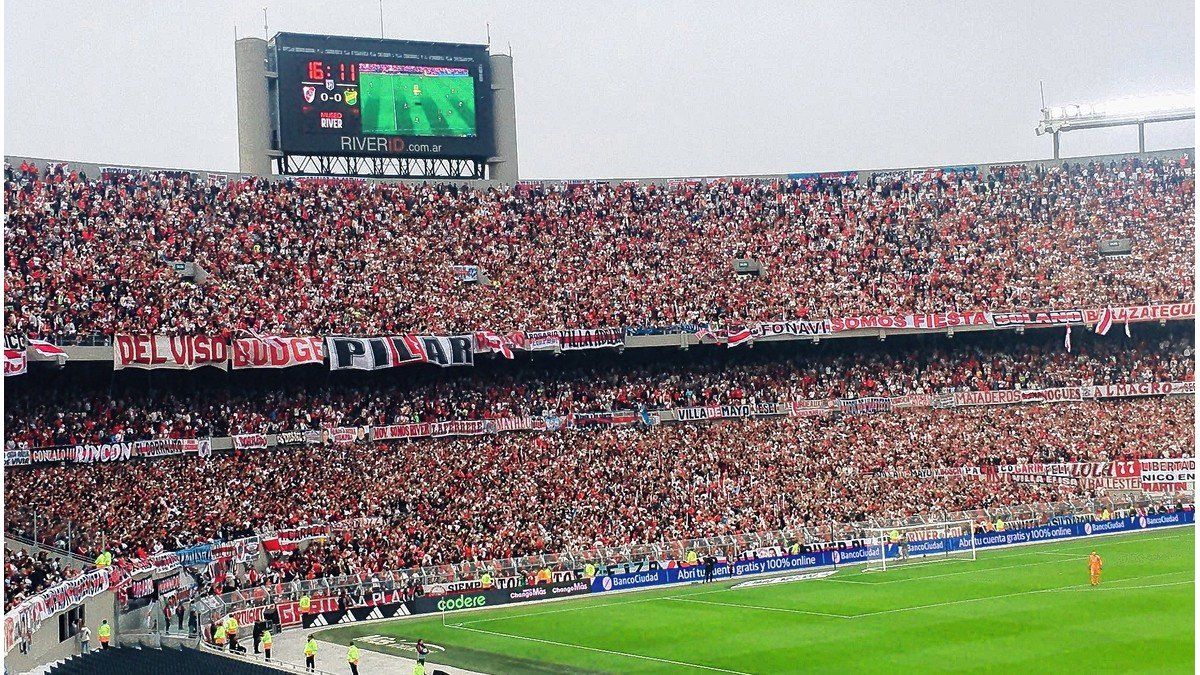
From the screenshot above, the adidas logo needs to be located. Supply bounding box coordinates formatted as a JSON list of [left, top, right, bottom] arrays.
[[308, 616, 328, 627], [337, 613, 357, 624], [366, 608, 384, 620]]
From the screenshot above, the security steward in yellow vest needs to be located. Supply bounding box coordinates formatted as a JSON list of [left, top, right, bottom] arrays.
[[97, 620, 112, 650], [225, 615, 240, 652], [480, 571, 493, 588], [261, 629, 273, 661], [347, 641, 361, 675], [300, 594, 312, 614], [304, 635, 318, 672], [213, 624, 226, 650]]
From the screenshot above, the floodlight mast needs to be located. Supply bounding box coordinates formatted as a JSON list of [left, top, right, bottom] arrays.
[[1035, 93, 1195, 158]]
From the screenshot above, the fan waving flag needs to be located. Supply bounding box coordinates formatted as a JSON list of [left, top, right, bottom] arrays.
[[1094, 308, 1114, 336], [1064, 325, 1072, 353], [726, 327, 753, 348], [27, 339, 67, 366]]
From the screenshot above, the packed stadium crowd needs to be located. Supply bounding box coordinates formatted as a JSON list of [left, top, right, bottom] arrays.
[[4, 327, 1192, 449], [3, 546, 78, 613], [4, 154, 1194, 341], [5, 395, 1192, 595]]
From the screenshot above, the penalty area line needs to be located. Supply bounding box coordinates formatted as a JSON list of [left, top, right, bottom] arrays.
[[845, 569, 1191, 619], [662, 596, 853, 619], [445, 622, 752, 674]]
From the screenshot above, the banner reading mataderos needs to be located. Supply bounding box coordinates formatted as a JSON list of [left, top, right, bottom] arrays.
[[114, 334, 230, 370], [231, 336, 325, 369]]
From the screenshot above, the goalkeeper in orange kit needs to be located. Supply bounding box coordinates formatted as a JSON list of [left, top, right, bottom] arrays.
[[1088, 551, 1103, 586]]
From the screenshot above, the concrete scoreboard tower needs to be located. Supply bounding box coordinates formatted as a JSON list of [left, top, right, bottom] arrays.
[[235, 33, 518, 182]]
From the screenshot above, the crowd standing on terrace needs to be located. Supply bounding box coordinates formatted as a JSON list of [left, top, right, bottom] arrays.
[[4, 154, 1194, 341], [4, 327, 1192, 449], [5, 395, 1192, 599]]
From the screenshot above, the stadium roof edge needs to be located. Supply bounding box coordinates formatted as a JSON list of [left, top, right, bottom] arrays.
[[4, 146, 1192, 189], [269, 30, 490, 50]]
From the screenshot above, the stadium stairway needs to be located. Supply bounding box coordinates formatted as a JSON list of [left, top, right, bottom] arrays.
[[38, 645, 325, 675]]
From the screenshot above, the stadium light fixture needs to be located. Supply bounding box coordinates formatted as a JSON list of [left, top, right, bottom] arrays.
[[1035, 92, 1195, 158]]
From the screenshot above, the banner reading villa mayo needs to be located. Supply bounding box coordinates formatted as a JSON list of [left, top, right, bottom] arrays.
[[231, 336, 325, 369], [114, 334, 230, 370]]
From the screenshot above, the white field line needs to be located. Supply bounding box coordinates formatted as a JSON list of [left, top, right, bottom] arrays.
[[455, 594, 667, 627], [672, 567, 1193, 622], [446, 622, 753, 675], [828, 529, 1193, 586], [1047, 580, 1194, 593], [662, 596, 853, 619], [844, 569, 1192, 620]]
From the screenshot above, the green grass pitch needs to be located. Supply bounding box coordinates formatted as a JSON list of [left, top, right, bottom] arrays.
[[317, 528, 1194, 673], [359, 72, 476, 138]]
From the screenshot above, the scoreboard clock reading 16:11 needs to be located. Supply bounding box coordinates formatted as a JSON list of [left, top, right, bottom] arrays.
[[269, 32, 495, 159]]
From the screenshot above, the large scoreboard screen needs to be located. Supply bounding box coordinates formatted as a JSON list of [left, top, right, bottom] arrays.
[[270, 33, 494, 158]]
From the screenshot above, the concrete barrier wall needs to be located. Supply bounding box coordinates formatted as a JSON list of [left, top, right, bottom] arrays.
[[5, 591, 117, 675]]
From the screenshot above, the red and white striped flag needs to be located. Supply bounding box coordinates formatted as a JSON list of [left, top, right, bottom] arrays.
[[4, 349, 27, 377], [474, 330, 514, 359], [1094, 308, 1113, 336], [27, 339, 67, 365], [1064, 325, 1072, 353], [726, 327, 753, 348]]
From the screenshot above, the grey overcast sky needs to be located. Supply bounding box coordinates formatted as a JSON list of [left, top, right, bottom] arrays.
[[3, 1, 1195, 178]]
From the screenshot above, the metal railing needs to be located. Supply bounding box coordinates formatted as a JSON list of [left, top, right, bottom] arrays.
[[196, 491, 1191, 628]]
